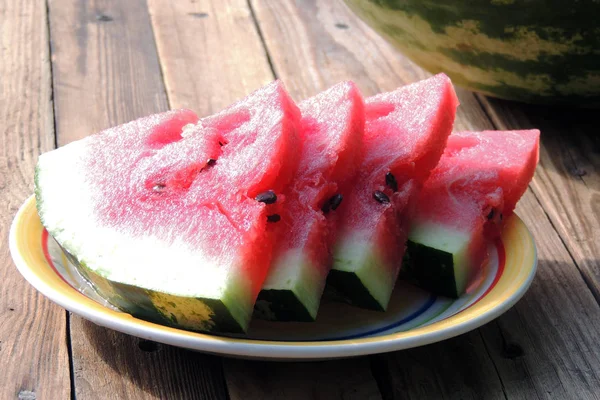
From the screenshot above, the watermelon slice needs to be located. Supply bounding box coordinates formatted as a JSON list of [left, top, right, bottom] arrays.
[[255, 82, 365, 321], [403, 130, 540, 298], [328, 74, 459, 311], [35, 81, 302, 333]]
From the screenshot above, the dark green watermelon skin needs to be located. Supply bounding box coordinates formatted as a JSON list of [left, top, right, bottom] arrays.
[[59, 242, 245, 334], [326, 270, 386, 311], [345, 0, 600, 105], [401, 240, 459, 298]]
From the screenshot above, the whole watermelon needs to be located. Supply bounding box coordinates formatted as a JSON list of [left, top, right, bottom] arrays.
[[344, 0, 600, 106]]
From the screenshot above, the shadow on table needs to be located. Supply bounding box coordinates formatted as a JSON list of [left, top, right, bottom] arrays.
[[482, 97, 598, 184], [80, 317, 388, 399], [79, 318, 229, 399]]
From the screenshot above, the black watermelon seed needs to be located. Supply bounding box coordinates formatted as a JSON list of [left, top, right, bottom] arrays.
[[385, 172, 398, 192], [152, 183, 166, 192], [322, 193, 343, 214], [207, 158, 216, 166], [267, 214, 281, 223], [255, 190, 277, 204], [373, 190, 390, 204], [500, 213, 503, 221], [329, 194, 343, 210], [487, 208, 495, 220]]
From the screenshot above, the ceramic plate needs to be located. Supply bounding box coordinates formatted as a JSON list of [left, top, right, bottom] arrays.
[[10, 196, 537, 360]]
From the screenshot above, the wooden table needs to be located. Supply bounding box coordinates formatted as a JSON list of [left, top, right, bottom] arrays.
[[2, 0, 599, 398]]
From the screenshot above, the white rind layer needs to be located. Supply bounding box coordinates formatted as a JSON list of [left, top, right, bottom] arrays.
[[35, 140, 239, 301], [332, 230, 397, 309]]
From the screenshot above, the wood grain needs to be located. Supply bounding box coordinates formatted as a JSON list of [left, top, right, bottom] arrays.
[[369, 332, 506, 400], [0, 0, 71, 398], [226, 358, 382, 400], [71, 320, 229, 399], [47, 0, 229, 398], [147, 1, 384, 398], [249, 0, 600, 398], [147, 0, 274, 116], [247, 0, 490, 130], [48, 0, 169, 146]]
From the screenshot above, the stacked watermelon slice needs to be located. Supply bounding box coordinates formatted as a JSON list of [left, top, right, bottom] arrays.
[[35, 75, 539, 333]]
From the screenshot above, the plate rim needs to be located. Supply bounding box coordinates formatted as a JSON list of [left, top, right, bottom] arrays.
[[10, 195, 537, 360]]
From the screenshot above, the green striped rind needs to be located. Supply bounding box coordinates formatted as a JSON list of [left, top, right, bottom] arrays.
[[345, 0, 600, 105], [402, 222, 473, 298], [329, 232, 398, 311], [255, 290, 314, 322], [58, 241, 246, 334], [326, 270, 384, 310], [402, 241, 459, 298], [255, 249, 325, 321]]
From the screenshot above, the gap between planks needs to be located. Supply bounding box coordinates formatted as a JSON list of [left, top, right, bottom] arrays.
[[0, 0, 71, 398], [44, 0, 77, 398], [246, 0, 279, 79]]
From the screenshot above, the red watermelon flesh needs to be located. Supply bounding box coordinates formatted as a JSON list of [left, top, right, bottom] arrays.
[[329, 74, 459, 311], [35, 81, 302, 333], [405, 129, 540, 298], [256, 82, 365, 321]]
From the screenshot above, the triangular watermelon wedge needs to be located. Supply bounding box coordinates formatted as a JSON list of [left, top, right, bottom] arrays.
[[255, 82, 365, 322], [328, 74, 459, 311], [35, 81, 302, 333], [403, 129, 540, 297]]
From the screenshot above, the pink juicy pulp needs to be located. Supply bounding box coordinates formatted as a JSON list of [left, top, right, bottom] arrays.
[[85, 81, 302, 299], [338, 74, 459, 266], [413, 129, 540, 232], [270, 82, 365, 275], [410, 129, 539, 286]]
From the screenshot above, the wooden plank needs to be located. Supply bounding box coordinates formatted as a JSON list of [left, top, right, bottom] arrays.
[[147, 0, 384, 398], [72, 320, 229, 399], [147, 0, 274, 115], [48, 0, 229, 398], [369, 332, 507, 400], [226, 358, 382, 400], [0, 0, 71, 398], [247, 0, 491, 131], [249, 0, 600, 398], [478, 96, 600, 303], [49, 0, 169, 146]]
